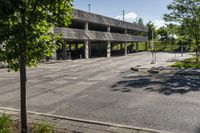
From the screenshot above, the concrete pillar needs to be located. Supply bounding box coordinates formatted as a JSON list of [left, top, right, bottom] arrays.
[[145, 42, 148, 51], [62, 42, 66, 60], [76, 43, 78, 51], [69, 43, 72, 59], [89, 42, 91, 58], [51, 42, 57, 60], [107, 41, 111, 57], [136, 42, 139, 52], [69, 43, 72, 51], [125, 29, 128, 54], [124, 42, 127, 55], [107, 26, 110, 32], [84, 22, 88, 31], [120, 43, 123, 50], [84, 40, 89, 59], [131, 42, 134, 53], [125, 29, 128, 34], [111, 42, 113, 52]]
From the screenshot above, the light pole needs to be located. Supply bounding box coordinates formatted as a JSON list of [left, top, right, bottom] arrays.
[[123, 10, 125, 21], [88, 4, 91, 12], [181, 40, 183, 57], [151, 30, 155, 64]]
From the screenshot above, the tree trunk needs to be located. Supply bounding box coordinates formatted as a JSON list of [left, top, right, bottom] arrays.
[[19, 44, 28, 133]]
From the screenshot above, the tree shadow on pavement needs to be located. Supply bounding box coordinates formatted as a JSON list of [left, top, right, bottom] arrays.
[[195, 127, 200, 133], [111, 71, 200, 95]]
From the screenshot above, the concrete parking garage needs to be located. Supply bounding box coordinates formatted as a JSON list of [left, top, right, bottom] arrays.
[[53, 9, 148, 60]]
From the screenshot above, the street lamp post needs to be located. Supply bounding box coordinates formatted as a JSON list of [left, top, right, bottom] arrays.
[[151, 30, 155, 64], [88, 4, 91, 12], [181, 40, 183, 57]]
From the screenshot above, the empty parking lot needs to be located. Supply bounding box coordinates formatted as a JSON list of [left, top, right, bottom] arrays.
[[0, 52, 199, 133]]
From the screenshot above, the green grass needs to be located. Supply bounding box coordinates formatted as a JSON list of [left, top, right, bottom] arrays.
[[0, 113, 56, 133], [171, 58, 200, 69], [0, 113, 12, 133], [31, 122, 55, 133]]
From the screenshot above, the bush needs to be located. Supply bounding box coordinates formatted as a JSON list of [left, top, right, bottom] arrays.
[[31, 122, 55, 133], [0, 113, 12, 133], [171, 58, 200, 69]]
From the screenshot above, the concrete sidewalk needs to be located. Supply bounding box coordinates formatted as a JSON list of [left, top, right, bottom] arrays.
[[0, 107, 169, 133]]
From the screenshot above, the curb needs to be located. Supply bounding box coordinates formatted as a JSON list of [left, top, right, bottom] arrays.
[[0, 107, 171, 133]]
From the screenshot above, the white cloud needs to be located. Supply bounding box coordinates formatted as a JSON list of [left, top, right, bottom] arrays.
[[115, 11, 138, 23], [153, 20, 167, 29]]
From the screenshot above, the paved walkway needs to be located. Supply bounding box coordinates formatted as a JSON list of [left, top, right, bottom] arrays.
[[1, 52, 199, 133]]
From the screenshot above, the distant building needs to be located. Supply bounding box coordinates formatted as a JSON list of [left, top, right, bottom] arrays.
[[54, 9, 148, 60]]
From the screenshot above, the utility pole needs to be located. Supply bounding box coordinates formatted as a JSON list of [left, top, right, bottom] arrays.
[[88, 4, 91, 12], [123, 10, 125, 21]]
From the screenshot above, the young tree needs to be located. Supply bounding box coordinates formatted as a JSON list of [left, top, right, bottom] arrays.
[[164, 0, 200, 62], [157, 26, 169, 46], [0, 0, 73, 132], [137, 18, 144, 25], [146, 21, 157, 47], [166, 24, 177, 51]]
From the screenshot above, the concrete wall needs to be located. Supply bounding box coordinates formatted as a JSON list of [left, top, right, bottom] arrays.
[[72, 9, 148, 32], [54, 28, 148, 42]]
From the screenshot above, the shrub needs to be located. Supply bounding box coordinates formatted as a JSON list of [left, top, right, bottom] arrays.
[[171, 58, 200, 69], [31, 122, 55, 133], [0, 113, 12, 133]]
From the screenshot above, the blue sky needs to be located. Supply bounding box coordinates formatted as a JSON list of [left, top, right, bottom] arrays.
[[73, 0, 173, 27]]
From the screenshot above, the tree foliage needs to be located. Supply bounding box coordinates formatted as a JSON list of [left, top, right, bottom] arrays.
[[137, 18, 144, 25], [164, 0, 200, 62], [0, 0, 73, 132], [146, 21, 157, 41], [157, 26, 169, 42], [0, 0, 73, 71]]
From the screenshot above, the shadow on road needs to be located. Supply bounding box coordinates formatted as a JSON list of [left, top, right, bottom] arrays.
[[195, 127, 200, 133], [111, 71, 200, 95]]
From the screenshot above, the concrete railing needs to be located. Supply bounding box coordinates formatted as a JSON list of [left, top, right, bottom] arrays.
[[54, 28, 148, 42], [72, 9, 148, 32]]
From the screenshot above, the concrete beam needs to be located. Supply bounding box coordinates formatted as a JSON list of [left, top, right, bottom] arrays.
[[54, 28, 149, 42], [107, 41, 111, 57], [72, 9, 148, 32]]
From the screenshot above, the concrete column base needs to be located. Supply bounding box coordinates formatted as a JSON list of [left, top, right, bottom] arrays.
[[124, 42, 127, 55], [62, 42, 66, 60], [107, 41, 111, 57], [84, 40, 89, 59], [51, 42, 57, 60]]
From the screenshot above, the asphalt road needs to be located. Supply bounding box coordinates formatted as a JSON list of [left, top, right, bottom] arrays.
[[0, 52, 199, 133]]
